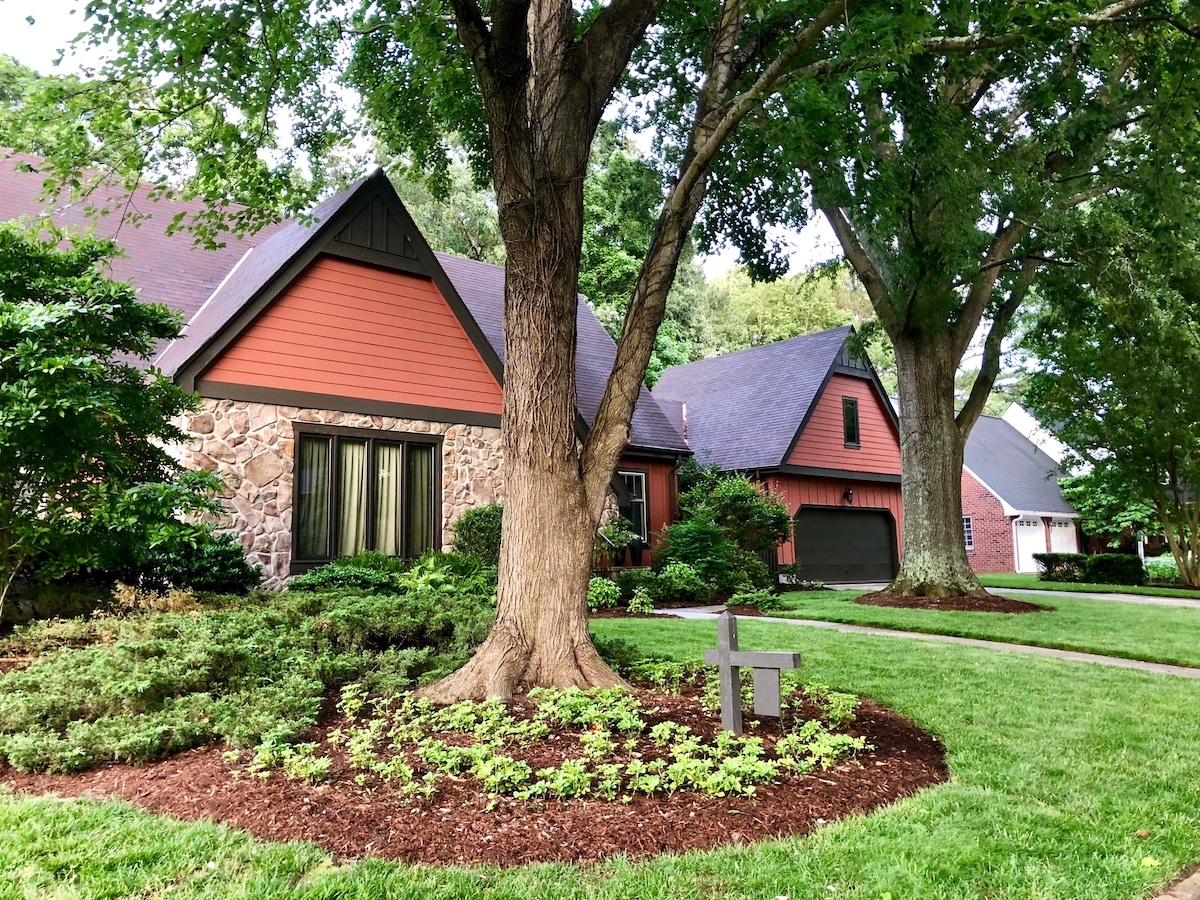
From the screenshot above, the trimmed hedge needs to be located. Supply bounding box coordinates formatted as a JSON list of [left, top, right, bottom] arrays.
[[1084, 553, 1146, 586], [1034, 552, 1088, 582]]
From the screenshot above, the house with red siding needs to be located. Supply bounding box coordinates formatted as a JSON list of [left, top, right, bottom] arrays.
[[1, 158, 688, 586], [961, 415, 1080, 573], [653, 328, 904, 583]]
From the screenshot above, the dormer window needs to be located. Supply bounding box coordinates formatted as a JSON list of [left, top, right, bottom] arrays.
[[843, 397, 860, 448]]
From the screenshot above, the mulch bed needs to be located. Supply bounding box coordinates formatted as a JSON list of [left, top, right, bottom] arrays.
[[854, 591, 1050, 614], [0, 688, 947, 868], [722, 604, 765, 617]]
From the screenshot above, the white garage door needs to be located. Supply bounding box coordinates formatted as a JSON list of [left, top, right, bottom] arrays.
[[1015, 518, 1046, 573], [1049, 518, 1078, 554]]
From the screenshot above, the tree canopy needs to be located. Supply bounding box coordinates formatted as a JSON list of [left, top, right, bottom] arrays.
[[1021, 168, 1200, 585]]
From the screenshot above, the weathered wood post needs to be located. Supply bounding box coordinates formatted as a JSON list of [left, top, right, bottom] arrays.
[[704, 612, 802, 735]]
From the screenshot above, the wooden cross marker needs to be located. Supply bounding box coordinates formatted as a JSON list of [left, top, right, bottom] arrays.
[[703, 612, 802, 734]]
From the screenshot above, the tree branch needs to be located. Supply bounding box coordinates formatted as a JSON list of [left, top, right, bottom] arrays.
[[956, 258, 1038, 441], [819, 202, 898, 329]]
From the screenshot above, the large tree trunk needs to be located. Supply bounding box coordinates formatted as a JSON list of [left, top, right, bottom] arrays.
[[419, 44, 626, 698], [888, 333, 987, 597]]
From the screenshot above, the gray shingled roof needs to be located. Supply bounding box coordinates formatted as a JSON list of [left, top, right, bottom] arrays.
[[653, 327, 854, 470], [435, 253, 688, 453], [0, 153, 280, 360], [965, 415, 1076, 515]]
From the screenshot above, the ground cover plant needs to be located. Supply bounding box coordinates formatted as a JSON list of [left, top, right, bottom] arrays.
[[2, 616, 1199, 897], [244, 674, 870, 802], [774, 588, 1200, 668], [0, 553, 495, 772], [978, 572, 1200, 600]]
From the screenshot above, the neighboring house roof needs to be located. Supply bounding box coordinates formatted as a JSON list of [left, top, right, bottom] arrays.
[[964, 415, 1076, 516], [0, 157, 686, 454], [0, 153, 279, 340], [1000, 403, 1073, 469], [653, 326, 892, 471]]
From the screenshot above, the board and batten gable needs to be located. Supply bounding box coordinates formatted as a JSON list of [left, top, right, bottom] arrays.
[[786, 374, 901, 475], [198, 255, 504, 416]]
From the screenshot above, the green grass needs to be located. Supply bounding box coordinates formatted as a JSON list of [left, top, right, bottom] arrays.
[[2, 617, 1200, 898], [978, 572, 1200, 600], [770, 589, 1200, 668]]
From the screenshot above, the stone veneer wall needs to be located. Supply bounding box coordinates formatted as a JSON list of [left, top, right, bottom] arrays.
[[178, 399, 505, 589]]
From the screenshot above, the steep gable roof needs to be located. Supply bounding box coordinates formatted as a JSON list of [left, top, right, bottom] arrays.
[[964, 415, 1076, 516], [155, 169, 506, 390], [653, 326, 893, 470]]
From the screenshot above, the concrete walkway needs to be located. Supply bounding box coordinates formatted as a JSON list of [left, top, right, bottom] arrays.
[[827, 582, 1200, 610], [998, 587, 1200, 610], [659, 607, 1200, 679]]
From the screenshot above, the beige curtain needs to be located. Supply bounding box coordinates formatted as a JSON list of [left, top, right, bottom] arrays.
[[374, 443, 403, 556], [296, 436, 330, 558], [338, 440, 368, 556], [405, 444, 435, 558]]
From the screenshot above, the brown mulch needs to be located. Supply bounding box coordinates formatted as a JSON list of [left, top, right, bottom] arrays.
[[0, 689, 947, 868], [854, 591, 1050, 614], [722, 604, 766, 617]]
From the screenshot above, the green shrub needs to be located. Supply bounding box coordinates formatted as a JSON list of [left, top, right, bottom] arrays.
[[588, 577, 621, 612], [1084, 553, 1146, 586], [140, 528, 262, 595], [627, 588, 655, 615], [728, 587, 782, 613], [681, 474, 792, 553], [1033, 552, 1088, 582], [1144, 555, 1180, 583], [289, 561, 401, 593], [0, 561, 496, 773], [657, 511, 740, 586], [451, 504, 504, 566], [653, 561, 711, 605]]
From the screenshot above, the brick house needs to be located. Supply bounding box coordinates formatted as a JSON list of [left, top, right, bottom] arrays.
[[962, 415, 1080, 573]]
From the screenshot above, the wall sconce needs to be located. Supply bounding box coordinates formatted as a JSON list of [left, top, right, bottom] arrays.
[[842, 488, 854, 505]]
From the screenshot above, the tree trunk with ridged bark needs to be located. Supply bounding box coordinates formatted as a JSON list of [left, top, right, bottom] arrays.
[[888, 332, 987, 597]]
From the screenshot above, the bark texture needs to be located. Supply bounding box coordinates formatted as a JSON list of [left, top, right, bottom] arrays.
[[889, 333, 987, 597]]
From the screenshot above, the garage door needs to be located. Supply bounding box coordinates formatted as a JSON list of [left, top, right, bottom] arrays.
[[793, 507, 899, 583], [1014, 518, 1045, 573]]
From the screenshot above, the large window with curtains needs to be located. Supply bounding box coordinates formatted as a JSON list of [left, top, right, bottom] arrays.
[[293, 426, 440, 569]]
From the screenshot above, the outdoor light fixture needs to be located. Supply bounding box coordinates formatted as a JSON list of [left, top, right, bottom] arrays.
[[843, 488, 854, 505]]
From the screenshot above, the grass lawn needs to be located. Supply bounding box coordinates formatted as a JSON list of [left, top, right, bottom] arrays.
[[770, 589, 1200, 668], [3, 616, 1199, 899], [978, 572, 1200, 600]]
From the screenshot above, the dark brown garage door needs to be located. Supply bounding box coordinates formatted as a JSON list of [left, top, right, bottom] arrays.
[[793, 507, 899, 583]]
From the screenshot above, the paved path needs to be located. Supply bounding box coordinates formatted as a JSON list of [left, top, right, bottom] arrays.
[[1157, 869, 1200, 900], [828, 582, 1200, 610], [658, 607, 1200, 679], [997, 587, 1200, 610]]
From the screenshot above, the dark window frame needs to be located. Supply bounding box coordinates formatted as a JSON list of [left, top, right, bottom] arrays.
[[292, 423, 443, 573], [842, 396, 861, 448], [616, 467, 650, 542]]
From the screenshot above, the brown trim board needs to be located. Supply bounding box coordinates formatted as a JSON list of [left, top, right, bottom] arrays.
[[770, 465, 902, 485], [196, 380, 503, 429]]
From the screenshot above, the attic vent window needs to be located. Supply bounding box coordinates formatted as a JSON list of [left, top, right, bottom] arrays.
[[842, 397, 860, 448]]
